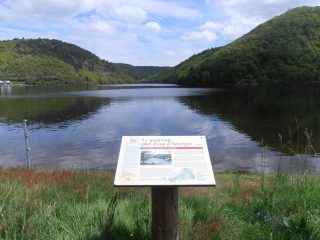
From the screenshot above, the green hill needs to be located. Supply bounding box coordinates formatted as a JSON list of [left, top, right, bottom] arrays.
[[114, 63, 170, 81], [152, 6, 320, 86], [0, 38, 134, 85], [148, 47, 222, 84]]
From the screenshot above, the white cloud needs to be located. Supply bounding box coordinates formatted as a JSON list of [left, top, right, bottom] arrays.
[[114, 5, 147, 23], [181, 30, 216, 42], [139, 0, 199, 19], [145, 21, 162, 31], [221, 15, 259, 38], [61, 15, 116, 38], [89, 20, 115, 35], [200, 21, 221, 31], [4, 0, 84, 18], [180, 20, 220, 43], [165, 50, 175, 56]]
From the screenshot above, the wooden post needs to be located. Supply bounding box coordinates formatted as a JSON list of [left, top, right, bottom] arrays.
[[23, 119, 31, 168], [151, 186, 179, 240]]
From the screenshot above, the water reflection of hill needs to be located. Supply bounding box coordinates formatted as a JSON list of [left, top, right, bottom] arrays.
[[179, 87, 320, 153], [0, 97, 109, 127]]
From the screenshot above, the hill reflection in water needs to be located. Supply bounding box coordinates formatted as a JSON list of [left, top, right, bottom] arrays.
[[0, 85, 319, 173]]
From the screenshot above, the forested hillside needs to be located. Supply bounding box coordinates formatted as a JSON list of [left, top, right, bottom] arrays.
[[148, 47, 221, 84], [152, 6, 320, 86], [0, 39, 134, 85], [114, 63, 170, 81]]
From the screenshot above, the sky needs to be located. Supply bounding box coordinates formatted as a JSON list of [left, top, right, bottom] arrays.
[[0, 0, 319, 66]]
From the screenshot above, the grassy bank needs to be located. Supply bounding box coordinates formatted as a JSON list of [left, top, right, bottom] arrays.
[[0, 168, 319, 239]]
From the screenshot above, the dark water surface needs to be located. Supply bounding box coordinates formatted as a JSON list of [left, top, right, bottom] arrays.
[[0, 84, 319, 172]]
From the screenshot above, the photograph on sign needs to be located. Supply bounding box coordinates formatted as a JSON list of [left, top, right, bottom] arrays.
[[114, 136, 216, 186], [141, 151, 172, 165]]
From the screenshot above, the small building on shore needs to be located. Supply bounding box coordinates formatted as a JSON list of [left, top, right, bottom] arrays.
[[0, 80, 12, 85], [0, 80, 12, 94]]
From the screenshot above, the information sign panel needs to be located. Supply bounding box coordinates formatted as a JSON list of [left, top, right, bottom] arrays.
[[114, 136, 215, 186]]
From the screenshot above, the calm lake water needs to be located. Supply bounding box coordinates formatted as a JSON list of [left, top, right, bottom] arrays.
[[0, 84, 319, 173]]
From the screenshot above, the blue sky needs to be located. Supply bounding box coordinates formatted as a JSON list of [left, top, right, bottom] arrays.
[[0, 0, 319, 66]]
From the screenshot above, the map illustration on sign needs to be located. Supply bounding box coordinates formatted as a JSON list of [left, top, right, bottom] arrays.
[[169, 168, 196, 182], [114, 136, 216, 186]]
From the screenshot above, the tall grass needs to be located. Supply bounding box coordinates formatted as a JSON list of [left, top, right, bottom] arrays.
[[0, 168, 319, 239]]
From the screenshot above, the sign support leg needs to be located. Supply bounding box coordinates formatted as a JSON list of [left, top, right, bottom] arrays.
[[151, 186, 179, 240]]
